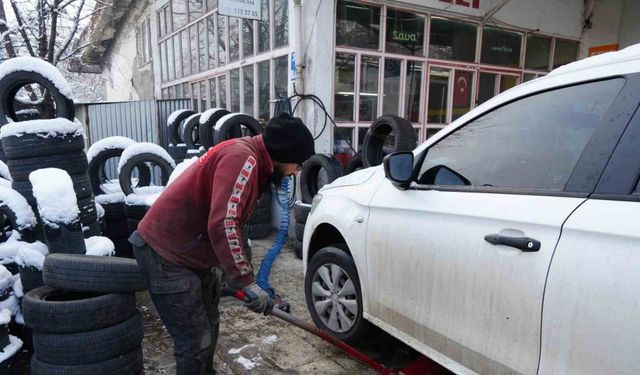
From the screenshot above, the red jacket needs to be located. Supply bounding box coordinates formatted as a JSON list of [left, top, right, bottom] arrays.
[[138, 135, 273, 286]]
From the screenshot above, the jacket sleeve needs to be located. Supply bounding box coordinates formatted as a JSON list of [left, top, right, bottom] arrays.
[[207, 153, 257, 287]]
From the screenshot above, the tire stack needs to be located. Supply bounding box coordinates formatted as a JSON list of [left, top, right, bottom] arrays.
[[0, 307, 22, 372], [292, 202, 311, 259], [24, 253, 147, 375], [97, 193, 130, 257], [167, 109, 195, 163], [198, 108, 230, 149], [299, 154, 344, 204], [245, 188, 272, 240]]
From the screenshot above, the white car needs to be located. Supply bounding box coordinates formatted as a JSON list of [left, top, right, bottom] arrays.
[[303, 44, 640, 375]]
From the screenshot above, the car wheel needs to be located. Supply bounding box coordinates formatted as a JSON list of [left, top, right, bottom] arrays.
[[305, 246, 372, 344]]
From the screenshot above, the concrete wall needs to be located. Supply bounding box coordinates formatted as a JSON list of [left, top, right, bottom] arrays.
[[619, 0, 640, 49]]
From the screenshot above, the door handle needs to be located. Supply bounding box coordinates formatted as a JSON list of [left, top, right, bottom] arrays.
[[484, 234, 541, 252]]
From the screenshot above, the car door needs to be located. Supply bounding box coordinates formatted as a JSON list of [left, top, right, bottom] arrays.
[[365, 77, 628, 375]]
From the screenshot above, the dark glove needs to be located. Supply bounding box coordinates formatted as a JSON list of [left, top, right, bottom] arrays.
[[242, 283, 272, 315]]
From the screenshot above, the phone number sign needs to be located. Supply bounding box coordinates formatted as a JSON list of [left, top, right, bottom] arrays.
[[218, 0, 261, 20]]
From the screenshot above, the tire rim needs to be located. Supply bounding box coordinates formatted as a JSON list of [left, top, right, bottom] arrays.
[[311, 263, 358, 333]]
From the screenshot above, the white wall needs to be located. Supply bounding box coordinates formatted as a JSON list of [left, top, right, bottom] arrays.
[[619, 0, 640, 48]]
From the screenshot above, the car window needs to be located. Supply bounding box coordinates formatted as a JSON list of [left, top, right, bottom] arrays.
[[417, 78, 625, 191]]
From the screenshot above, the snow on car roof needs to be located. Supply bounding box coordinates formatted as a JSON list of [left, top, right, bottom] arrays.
[[117, 142, 176, 174], [0, 118, 83, 139], [29, 168, 79, 227], [0, 186, 37, 229], [0, 56, 73, 99], [86, 136, 136, 163]]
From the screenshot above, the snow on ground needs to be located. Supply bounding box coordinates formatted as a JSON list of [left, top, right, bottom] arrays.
[[118, 143, 175, 174], [0, 57, 73, 99], [85, 236, 115, 256], [100, 181, 122, 194], [0, 237, 27, 262], [0, 118, 83, 139], [167, 109, 191, 126], [86, 136, 136, 163], [0, 265, 12, 292], [29, 169, 79, 227], [15, 241, 48, 270], [0, 161, 11, 182], [0, 186, 37, 229], [11, 276, 21, 298], [95, 192, 125, 204], [0, 335, 23, 363], [0, 309, 10, 325], [200, 108, 226, 124], [95, 202, 105, 218], [167, 157, 197, 186]]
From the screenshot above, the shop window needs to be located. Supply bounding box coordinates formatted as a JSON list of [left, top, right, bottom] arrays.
[[334, 127, 354, 168], [243, 20, 254, 58], [167, 38, 175, 81], [190, 25, 199, 73], [429, 18, 476, 62], [198, 21, 207, 72], [386, 9, 425, 56], [218, 15, 227, 66], [229, 18, 240, 62], [426, 127, 442, 140], [500, 75, 518, 93], [359, 56, 379, 122], [189, 0, 203, 21], [172, 0, 187, 30], [258, 0, 270, 53], [452, 70, 473, 121], [405, 61, 422, 122], [209, 78, 217, 108], [207, 16, 216, 69], [334, 53, 356, 121], [258, 61, 270, 121], [481, 27, 522, 68], [274, 55, 288, 98], [218, 75, 227, 108], [525, 35, 551, 71], [428, 67, 449, 124], [274, 0, 288, 48], [174, 35, 183, 78], [230, 69, 240, 112], [477, 72, 496, 105], [336, 0, 380, 50], [243, 65, 255, 115], [206, 0, 216, 12], [553, 39, 579, 69], [382, 58, 401, 115], [138, 17, 151, 64]]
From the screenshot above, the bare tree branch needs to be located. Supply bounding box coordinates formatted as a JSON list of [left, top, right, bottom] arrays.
[[46, 0, 61, 62], [79, 5, 108, 21], [54, 0, 84, 63], [57, 40, 93, 62], [9, 0, 36, 56]]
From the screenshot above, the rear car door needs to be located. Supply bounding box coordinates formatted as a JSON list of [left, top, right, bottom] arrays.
[[365, 77, 631, 375]]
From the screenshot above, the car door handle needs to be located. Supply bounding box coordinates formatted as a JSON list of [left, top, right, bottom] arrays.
[[484, 234, 541, 252]]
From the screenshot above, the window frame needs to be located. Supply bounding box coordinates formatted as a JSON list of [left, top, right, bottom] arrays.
[[138, 16, 152, 66]]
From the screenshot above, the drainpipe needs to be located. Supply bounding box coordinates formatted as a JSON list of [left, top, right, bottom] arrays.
[[293, 0, 304, 93]]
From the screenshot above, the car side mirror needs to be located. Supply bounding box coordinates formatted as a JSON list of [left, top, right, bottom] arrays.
[[383, 152, 414, 190]]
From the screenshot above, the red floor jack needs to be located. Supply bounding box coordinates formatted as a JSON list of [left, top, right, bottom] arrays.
[[230, 289, 451, 375]]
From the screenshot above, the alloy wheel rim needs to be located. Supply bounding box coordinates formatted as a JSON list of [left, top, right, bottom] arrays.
[[311, 263, 358, 333]]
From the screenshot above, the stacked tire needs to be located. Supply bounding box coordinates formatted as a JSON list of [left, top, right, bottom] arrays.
[[293, 202, 311, 259], [245, 188, 272, 240], [24, 253, 147, 375], [0, 306, 22, 372], [299, 154, 344, 204], [97, 194, 131, 257], [167, 109, 195, 163]]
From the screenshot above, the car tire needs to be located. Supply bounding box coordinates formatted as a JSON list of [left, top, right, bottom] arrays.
[[213, 113, 262, 145], [362, 115, 416, 168], [30, 346, 143, 375], [7, 151, 88, 181], [167, 110, 195, 145], [305, 246, 373, 344], [168, 143, 188, 162], [42, 254, 147, 293], [182, 114, 201, 149], [33, 311, 143, 365], [118, 153, 173, 196], [344, 152, 365, 174], [245, 222, 271, 240], [293, 202, 311, 224], [77, 196, 98, 225], [23, 286, 136, 333], [0, 199, 36, 242], [294, 221, 305, 240], [198, 109, 230, 149], [293, 239, 303, 260], [82, 220, 101, 238], [43, 221, 86, 255], [300, 154, 343, 204], [1, 132, 84, 160], [101, 201, 125, 222], [89, 148, 151, 195]]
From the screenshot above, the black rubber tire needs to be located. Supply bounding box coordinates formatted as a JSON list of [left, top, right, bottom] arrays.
[[247, 206, 270, 225], [0, 69, 75, 125], [362, 115, 417, 168], [7, 151, 88, 181], [0, 200, 36, 242], [124, 203, 148, 220], [0, 322, 9, 349], [19, 265, 44, 293], [89, 148, 152, 195], [257, 189, 272, 209], [294, 221, 305, 240], [12, 172, 92, 201], [300, 154, 344, 204], [168, 143, 188, 161], [77, 196, 98, 225], [245, 222, 272, 240], [305, 246, 373, 344], [126, 218, 139, 234], [113, 237, 133, 258], [167, 110, 195, 145], [345, 152, 365, 174], [30, 346, 143, 375], [182, 113, 201, 149], [83, 220, 101, 238], [1, 132, 84, 160], [293, 202, 311, 224], [198, 109, 230, 149], [213, 113, 263, 145], [33, 311, 143, 366], [101, 201, 125, 222], [43, 221, 86, 255], [23, 286, 136, 333], [43, 254, 147, 293], [103, 218, 128, 238], [3, 261, 17, 275], [118, 153, 173, 196], [293, 239, 303, 260]]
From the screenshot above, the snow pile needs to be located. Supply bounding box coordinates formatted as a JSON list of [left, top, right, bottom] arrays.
[[0, 335, 23, 363], [11, 275, 22, 299], [0, 236, 27, 261], [235, 356, 259, 370], [262, 335, 278, 344], [0, 56, 73, 99], [550, 43, 640, 77], [0, 265, 12, 292], [117, 143, 175, 174], [125, 189, 163, 207], [0, 295, 18, 316], [95, 202, 105, 218], [100, 181, 122, 194], [0, 161, 11, 182], [167, 109, 191, 126], [86, 136, 136, 163], [0, 187, 37, 229], [168, 157, 197, 186], [0, 118, 83, 139], [0, 179, 10, 188], [29, 169, 79, 227], [0, 309, 10, 326], [215, 113, 251, 131], [187, 149, 201, 154], [95, 192, 125, 204], [200, 108, 226, 124], [15, 241, 48, 270], [85, 236, 115, 256]]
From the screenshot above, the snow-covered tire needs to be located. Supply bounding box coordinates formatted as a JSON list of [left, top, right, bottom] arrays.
[[182, 114, 201, 149], [294, 221, 305, 240], [167, 110, 195, 145], [213, 113, 263, 145], [362, 115, 416, 168], [0, 322, 9, 349], [1, 132, 84, 160], [124, 203, 148, 220], [83, 221, 101, 238], [33, 311, 143, 366], [0, 70, 75, 126], [118, 154, 173, 196], [246, 222, 271, 240], [43, 254, 147, 293], [7, 151, 88, 181], [43, 221, 86, 255], [89, 148, 151, 195], [30, 346, 142, 375], [300, 154, 343, 204], [19, 265, 44, 293], [199, 109, 230, 149], [293, 239, 303, 260], [12, 172, 92, 201], [345, 152, 365, 174], [293, 202, 311, 224], [168, 143, 188, 162], [0, 199, 36, 242], [77, 196, 98, 225], [101, 202, 125, 222], [23, 286, 136, 333]]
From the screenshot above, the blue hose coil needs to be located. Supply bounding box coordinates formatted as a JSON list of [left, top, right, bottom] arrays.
[[256, 177, 291, 298]]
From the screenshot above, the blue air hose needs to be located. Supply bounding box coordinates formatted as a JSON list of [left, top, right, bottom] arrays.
[[256, 177, 291, 298]]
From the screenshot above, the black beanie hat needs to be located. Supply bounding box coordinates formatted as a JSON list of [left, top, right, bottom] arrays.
[[263, 112, 315, 163]]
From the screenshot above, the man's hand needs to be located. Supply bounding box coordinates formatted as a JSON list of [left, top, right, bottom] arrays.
[[242, 283, 272, 315]]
